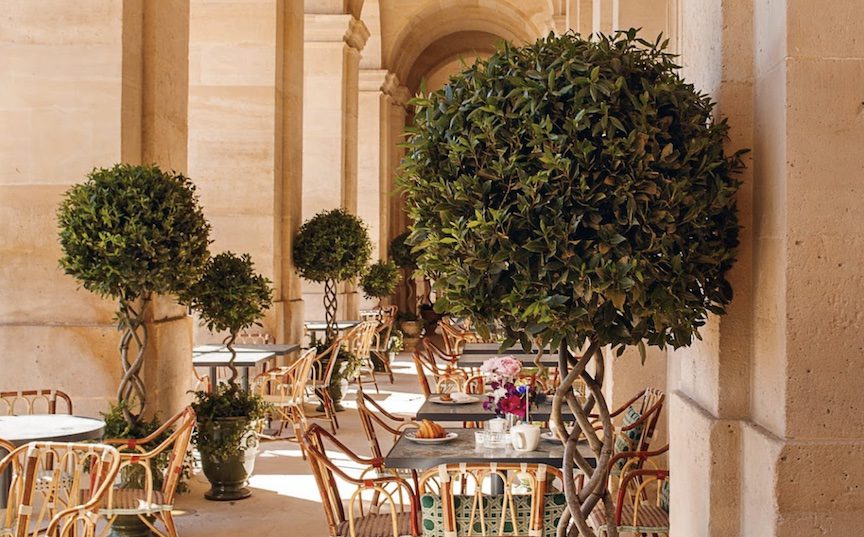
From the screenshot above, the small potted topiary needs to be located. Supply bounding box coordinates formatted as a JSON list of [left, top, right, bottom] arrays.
[[293, 208, 371, 339], [389, 231, 424, 335], [183, 252, 273, 501], [359, 259, 400, 308], [57, 163, 211, 427]]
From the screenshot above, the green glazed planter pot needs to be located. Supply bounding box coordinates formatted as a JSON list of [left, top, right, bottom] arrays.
[[199, 417, 258, 501], [108, 515, 153, 537]]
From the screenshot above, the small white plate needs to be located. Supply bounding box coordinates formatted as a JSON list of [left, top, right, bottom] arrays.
[[404, 431, 459, 444], [429, 395, 479, 405]]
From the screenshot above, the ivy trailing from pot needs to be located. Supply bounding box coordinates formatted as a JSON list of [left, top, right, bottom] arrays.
[[293, 208, 371, 339], [57, 163, 211, 426], [398, 30, 745, 537], [183, 251, 273, 501]]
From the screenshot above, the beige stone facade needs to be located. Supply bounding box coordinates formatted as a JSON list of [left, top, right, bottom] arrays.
[[2, 0, 862, 534]]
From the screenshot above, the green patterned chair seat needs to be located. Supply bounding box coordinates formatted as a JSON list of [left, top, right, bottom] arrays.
[[420, 492, 566, 536], [612, 405, 644, 471]]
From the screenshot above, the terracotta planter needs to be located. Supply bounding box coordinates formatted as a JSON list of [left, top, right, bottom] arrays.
[[400, 320, 423, 338]]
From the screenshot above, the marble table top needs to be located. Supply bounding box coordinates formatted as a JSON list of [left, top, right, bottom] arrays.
[[458, 353, 561, 368], [415, 397, 575, 422], [384, 428, 593, 470], [304, 321, 362, 331], [461, 343, 554, 355], [0, 415, 105, 446]]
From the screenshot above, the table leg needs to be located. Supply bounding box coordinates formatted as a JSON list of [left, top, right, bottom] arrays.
[[243, 368, 250, 391], [209, 366, 218, 392], [491, 473, 505, 494]]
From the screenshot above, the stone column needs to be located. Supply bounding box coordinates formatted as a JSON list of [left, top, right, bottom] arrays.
[[302, 14, 369, 322], [273, 0, 306, 345], [357, 69, 390, 310], [188, 0, 281, 343], [381, 75, 412, 314], [668, 0, 754, 535], [0, 0, 193, 418]]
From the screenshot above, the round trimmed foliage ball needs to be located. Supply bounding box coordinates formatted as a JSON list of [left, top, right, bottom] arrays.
[[360, 260, 401, 300], [184, 252, 273, 336], [293, 208, 372, 283], [389, 231, 418, 270], [57, 164, 211, 300], [398, 31, 744, 351]]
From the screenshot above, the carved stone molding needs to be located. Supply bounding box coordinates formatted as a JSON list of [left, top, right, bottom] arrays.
[[304, 14, 370, 52]]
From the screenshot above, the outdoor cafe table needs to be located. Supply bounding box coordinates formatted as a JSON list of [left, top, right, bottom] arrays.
[[415, 397, 575, 423], [384, 428, 595, 470], [192, 350, 277, 391], [193, 343, 300, 357], [460, 342, 553, 355], [0, 414, 105, 506], [303, 320, 362, 342], [458, 353, 560, 368]]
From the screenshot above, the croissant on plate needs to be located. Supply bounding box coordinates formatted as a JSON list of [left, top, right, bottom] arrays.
[[416, 419, 446, 439]]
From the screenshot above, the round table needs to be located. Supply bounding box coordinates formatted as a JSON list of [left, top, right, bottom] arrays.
[[0, 414, 105, 446], [0, 415, 105, 507]]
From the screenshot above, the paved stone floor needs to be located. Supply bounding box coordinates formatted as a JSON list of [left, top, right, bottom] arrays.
[[173, 354, 424, 537]]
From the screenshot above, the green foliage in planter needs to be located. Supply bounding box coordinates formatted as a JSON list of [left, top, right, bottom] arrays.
[[398, 30, 745, 353], [191, 384, 270, 463], [360, 260, 401, 299], [293, 208, 372, 284], [101, 403, 192, 493], [57, 163, 210, 300], [317, 343, 363, 385], [389, 231, 418, 270], [183, 252, 273, 337]]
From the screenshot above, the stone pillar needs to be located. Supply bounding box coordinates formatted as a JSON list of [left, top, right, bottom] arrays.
[[357, 69, 390, 310], [669, 0, 754, 535], [188, 0, 282, 342], [381, 75, 411, 314], [274, 0, 306, 345], [0, 0, 193, 418], [301, 14, 369, 322], [740, 2, 864, 534]]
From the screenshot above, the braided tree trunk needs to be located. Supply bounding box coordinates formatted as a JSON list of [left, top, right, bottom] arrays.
[[552, 339, 618, 537], [117, 293, 151, 426], [323, 278, 338, 341], [224, 332, 239, 386]]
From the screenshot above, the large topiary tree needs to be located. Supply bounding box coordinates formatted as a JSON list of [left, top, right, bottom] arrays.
[[57, 163, 211, 425], [293, 208, 371, 338], [398, 31, 744, 536]]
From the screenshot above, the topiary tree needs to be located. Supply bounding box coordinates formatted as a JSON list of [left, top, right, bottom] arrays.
[[360, 260, 401, 304], [183, 252, 273, 384], [390, 231, 420, 313], [293, 208, 371, 338], [398, 30, 744, 536], [57, 163, 211, 426]]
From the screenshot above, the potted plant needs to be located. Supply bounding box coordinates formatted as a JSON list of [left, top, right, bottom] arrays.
[[57, 163, 210, 426], [390, 231, 419, 310], [183, 252, 273, 501], [386, 329, 404, 362], [317, 344, 364, 411], [398, 30, 744, 536], [359, 259, 400, 308], [293, 208, 371, 338]]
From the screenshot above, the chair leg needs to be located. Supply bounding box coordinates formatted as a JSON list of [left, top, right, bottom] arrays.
[[162, 510, 179, 537]]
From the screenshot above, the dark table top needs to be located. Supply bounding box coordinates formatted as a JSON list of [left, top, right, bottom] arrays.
[[192, 350, 276, 367], [193, 343, 300, 356], [458, 353, 560, 368], [384, 428, 592, 470], [304, 321, 361, 331], [461, 342, 554, 355], [415, 397, 573, 422]]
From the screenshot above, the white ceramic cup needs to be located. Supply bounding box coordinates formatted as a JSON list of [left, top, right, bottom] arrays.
[[510, 423, 541, 452]]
